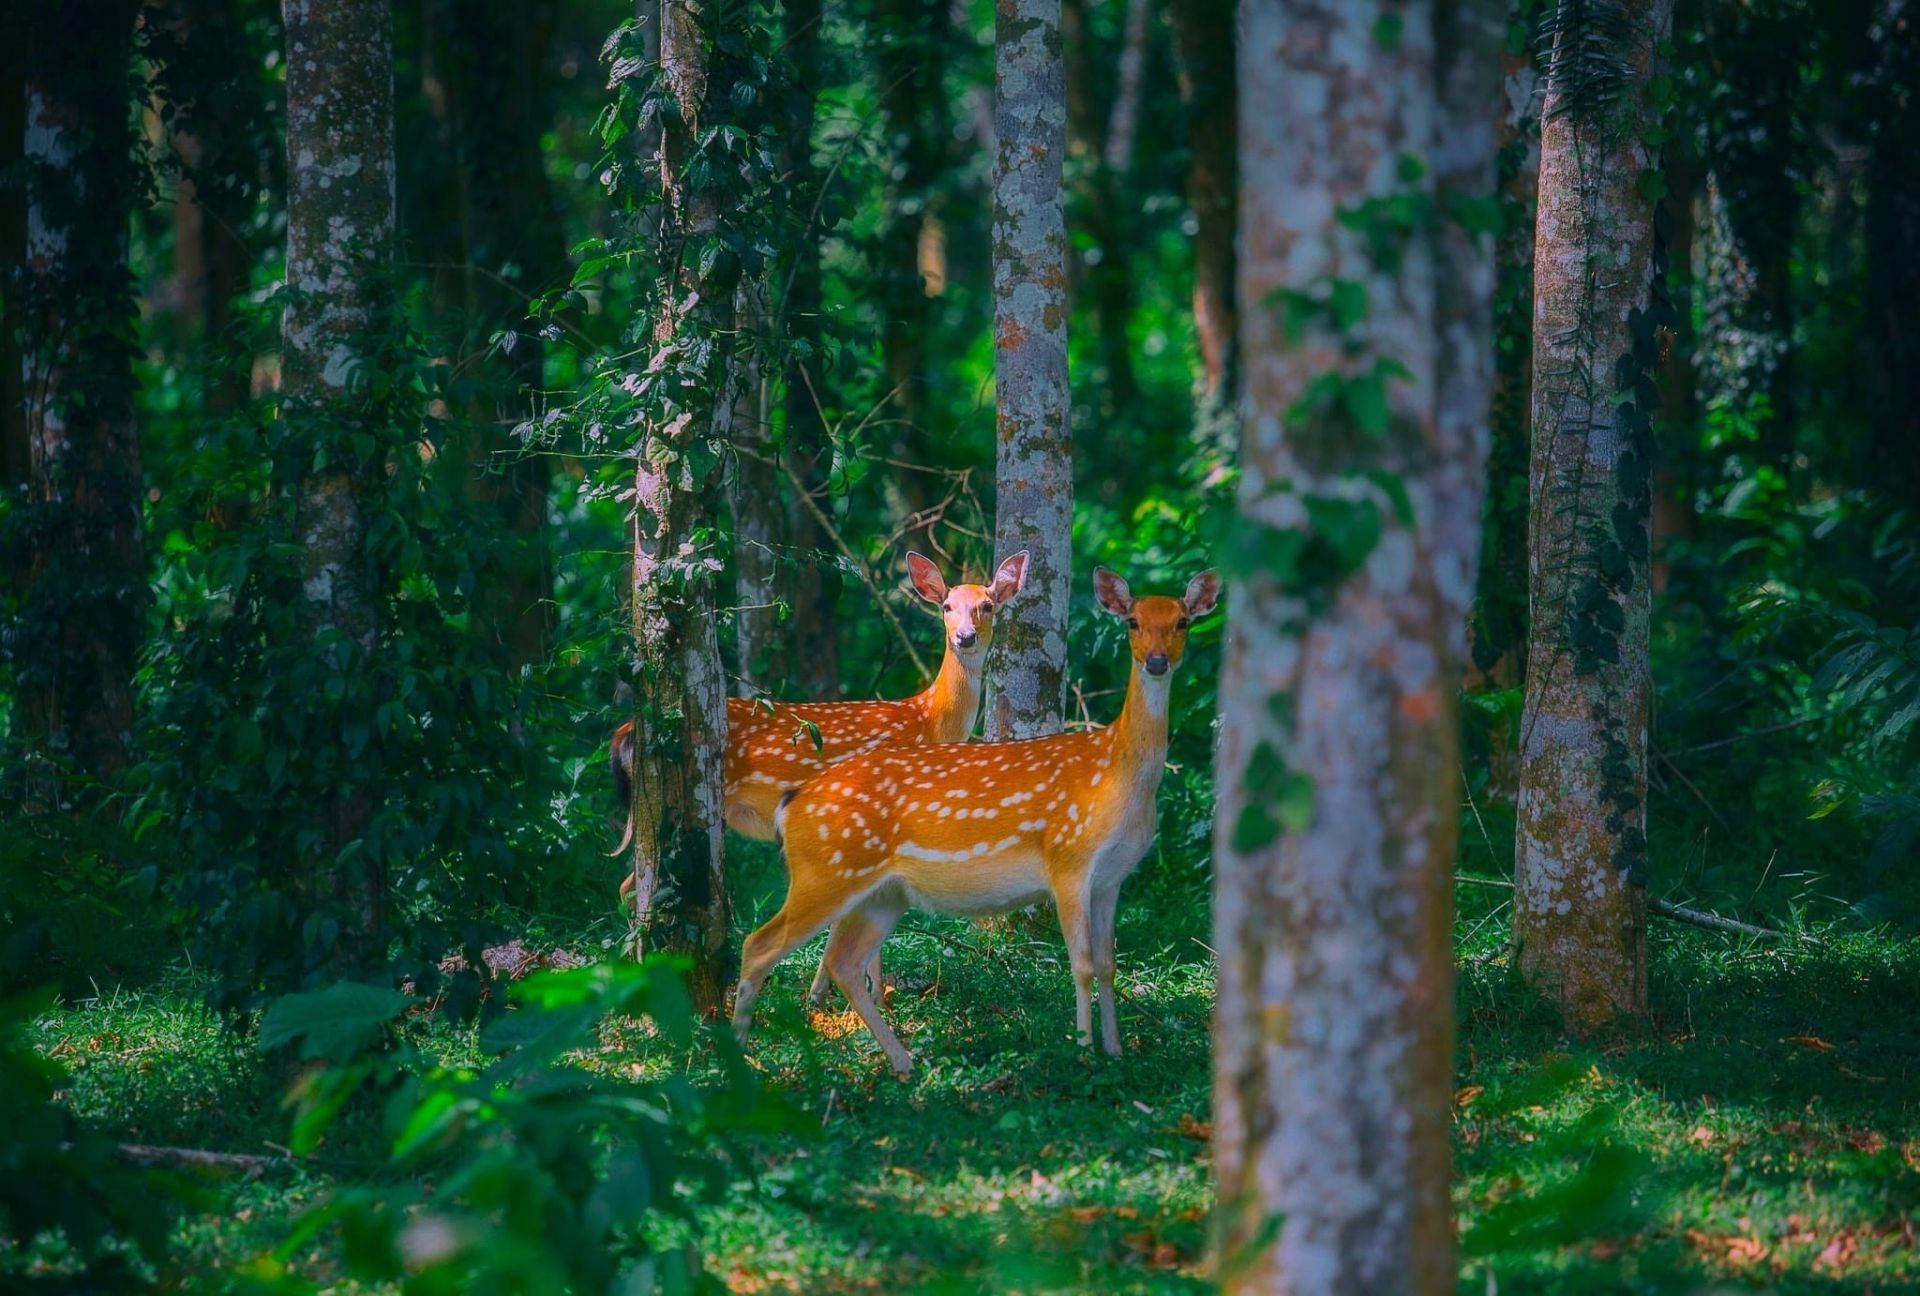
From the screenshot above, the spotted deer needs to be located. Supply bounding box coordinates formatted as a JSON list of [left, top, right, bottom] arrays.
[[731, 567, 1220, 1077], [612, 550, 1029, 991]]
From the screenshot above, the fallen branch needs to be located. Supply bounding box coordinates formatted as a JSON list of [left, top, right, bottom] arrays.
[[1651, 899, 1787, 942], [115, 1144, 277, 1176]]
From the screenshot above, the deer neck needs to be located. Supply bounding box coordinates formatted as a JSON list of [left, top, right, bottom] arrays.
[[920, 645, 984, 743], [1106, 661, 1173, 785]]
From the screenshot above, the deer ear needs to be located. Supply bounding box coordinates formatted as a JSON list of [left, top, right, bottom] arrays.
[[1093, 566, 1134, 618], [1184, 569, 1221, 619], [906, 551, 947, 604], [989, 550, 1029, 604]]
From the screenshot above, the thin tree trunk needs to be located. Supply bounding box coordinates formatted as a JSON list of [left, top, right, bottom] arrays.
[[283, 0, 396, 964], [985, 0, 1071, 742], [875, 0, 952, 430], [1468, 2, 1542, 807], [1214, 2, 1494, 1289], [1061, 0, 1142, 417], [1513, 0, 1674, 1030], [628, 0, 733, 1012], [16, 1, 147, 786], [780, 0, 839, 699], [2, 30, 26, 496], [1168, 0, 1237, 407], [730, 280, 780, 692]]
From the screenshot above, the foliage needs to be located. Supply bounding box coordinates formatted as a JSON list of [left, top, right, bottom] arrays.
[[0, 988, 188, 1289], [235, 958, 785, 1295]]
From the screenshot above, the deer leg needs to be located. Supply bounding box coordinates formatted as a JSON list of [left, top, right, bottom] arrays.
[[822, 891, 912, 1077], [1053, 884, 1097, 1049], [807, 934, 884, 1006], [1090, 884, 1123, 1057], [733, 869, 860, 1044], [806, 944, 835, 1006]]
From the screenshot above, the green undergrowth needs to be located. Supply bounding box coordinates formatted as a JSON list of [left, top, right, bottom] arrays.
[[21, 845, 1920, 1293]]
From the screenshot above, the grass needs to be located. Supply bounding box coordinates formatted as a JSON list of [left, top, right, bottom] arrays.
[[22, 841, 1920, 1293]]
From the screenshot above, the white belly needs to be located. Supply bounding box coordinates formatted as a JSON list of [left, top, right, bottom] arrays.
[[895, 842, 1050, 917]]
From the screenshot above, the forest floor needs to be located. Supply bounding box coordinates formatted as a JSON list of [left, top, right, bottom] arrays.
[[33, 847, 1920, 1293]]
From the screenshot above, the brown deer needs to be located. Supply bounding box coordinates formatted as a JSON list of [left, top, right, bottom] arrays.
[[731, 567, 1219, 1076], [611, 550, 1029, 995]]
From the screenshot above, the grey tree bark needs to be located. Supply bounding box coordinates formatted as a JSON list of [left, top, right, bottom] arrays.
[[14, 1, 147, 789], [282, 0, 396, 961], [1212, 1, 1497, 1289], [730, 280, 781, 693], [985, 0, 1072, 743], [1513, 0, 1673, 1031], [627, 0, 733, 1013]]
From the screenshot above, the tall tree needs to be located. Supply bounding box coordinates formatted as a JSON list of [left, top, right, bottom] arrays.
[[1513, 0, 1675, 1028], [985, 0, 1072, 742], [282, 0, 396, 965], [14, 0, 147, 785], [625, 0, 735, 1010], [778, 0, 840, 699], [1212, 0, 1497, 1288], [1168, 0, 1237, 408]]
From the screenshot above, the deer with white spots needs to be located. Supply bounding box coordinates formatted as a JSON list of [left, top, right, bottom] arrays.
[[612, 550, 1029, 992], [731, 567, 1219, 1077]]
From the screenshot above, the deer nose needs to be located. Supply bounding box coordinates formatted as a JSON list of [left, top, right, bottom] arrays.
[[1144, 652, 1170, 676], [955, 630, 979, 649]]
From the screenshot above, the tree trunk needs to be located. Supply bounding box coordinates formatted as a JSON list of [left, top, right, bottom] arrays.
[[283, 0, 396, 965], [627, 0, 733, 1013], [1467, 3, 1542, 808], [15, 1, 147, 787], [2, 30, 27, 497], [985, 0, 1072, 743], [1513, 0, 1673, 1030], [1061, 0, 1141, 418], [780, 0, 839, 699], [1168, 0, 1237, 407], [874, 0, 953, 430], [1213, 2, 1494, 1289], [730, 280, 781, 693]]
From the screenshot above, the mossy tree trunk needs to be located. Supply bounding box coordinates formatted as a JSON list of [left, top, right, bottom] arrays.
[[282, 0, 396, 966], [16, 1, 147, 788], [627, 0, 733, 1013], [985, 0, 1071, 742], [1212, 0, 1498, 1288], [1513, 0, 1674, 1030]]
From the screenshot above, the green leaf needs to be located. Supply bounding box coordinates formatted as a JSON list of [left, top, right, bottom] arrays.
[[1231, 803, 1281, 853], [259, 983, 414, 1063], [1373, 13, 1404, 50], [1638, 169, 1669, 202], [1329, 279, 1369, 331]]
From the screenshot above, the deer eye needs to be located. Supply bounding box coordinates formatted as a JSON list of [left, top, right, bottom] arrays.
[[981, 601, 994, 612], [942, 602, 951, 612], [1177, 617, 1190, 630], [1127, 617, 1140, 630]]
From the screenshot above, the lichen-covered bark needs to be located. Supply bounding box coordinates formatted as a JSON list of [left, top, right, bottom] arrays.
[[1513, 0, 1673, 1030], [630, 0, 733, 1012], [986, 0, 1071, 743], [1168, 0, 1238, 404], [283, 0, 395, 953], [1213, 3, 1492, 1290], [15, 2, 147, 785]]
